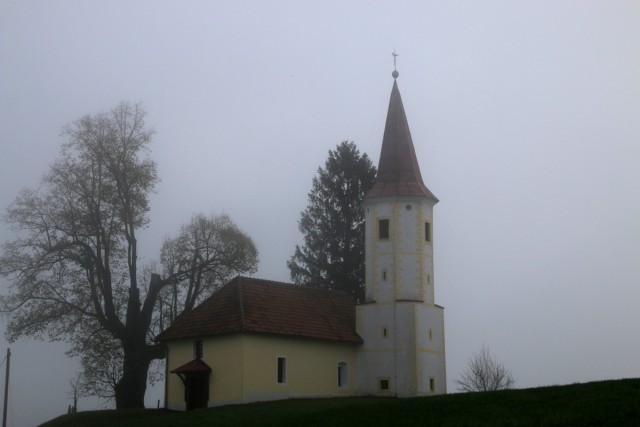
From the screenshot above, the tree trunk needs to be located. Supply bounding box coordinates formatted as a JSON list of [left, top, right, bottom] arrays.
[[114, 277, 167, 408], [114, 341, 151, 409]]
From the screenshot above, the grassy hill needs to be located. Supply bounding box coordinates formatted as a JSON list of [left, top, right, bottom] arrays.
[[41, 378, 640, 427]]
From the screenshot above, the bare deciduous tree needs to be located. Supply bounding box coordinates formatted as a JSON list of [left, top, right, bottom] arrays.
[[456, 344, 515, 392], [0, 102, 258, 408], [159, 213, 259, 325], [67, 372, 84, 413]]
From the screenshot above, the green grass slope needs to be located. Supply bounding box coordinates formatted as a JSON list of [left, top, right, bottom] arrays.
[[41, 378, 640, 427]]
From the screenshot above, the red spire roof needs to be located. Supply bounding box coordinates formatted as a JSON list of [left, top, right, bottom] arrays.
[[365, 79, 438, 202]]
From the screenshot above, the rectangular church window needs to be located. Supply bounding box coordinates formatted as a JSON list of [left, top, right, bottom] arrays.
[[379, 378, 390, 391], [425, 222, 431, 242], [379, 219, 389, 239], [430, 378, 435, 392], [193, 340, 204, 359], [277, 357, 287, 384], [338, 362, 348, 388]]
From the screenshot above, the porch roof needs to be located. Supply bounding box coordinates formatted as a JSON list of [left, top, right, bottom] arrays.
[[170, 358, 212, 374]]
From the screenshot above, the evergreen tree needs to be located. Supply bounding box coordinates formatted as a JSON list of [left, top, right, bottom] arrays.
[[288, 141, 376, 301]]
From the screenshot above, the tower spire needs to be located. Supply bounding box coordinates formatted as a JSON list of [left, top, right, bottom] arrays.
[[356, 66, 446, 398], [365, 69, 438, 201]]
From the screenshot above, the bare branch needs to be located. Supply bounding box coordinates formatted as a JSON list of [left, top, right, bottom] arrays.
[[456, 344, 515, 392]]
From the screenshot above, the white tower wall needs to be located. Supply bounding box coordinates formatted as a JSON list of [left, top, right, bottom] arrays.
[[356, 196, 446, 396]]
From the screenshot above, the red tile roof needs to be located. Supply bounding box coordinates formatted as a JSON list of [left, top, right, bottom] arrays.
[[366, 79, 438, 202], [156, 276, 362, 344], [171, 358, 212, 374]]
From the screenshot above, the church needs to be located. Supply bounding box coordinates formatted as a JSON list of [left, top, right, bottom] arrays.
[[156, 69, 447, 410]]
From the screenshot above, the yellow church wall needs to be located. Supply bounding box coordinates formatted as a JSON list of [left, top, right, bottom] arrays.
[[205, 335, 245, 404], [240, 334, 357, 402], [165, 339, 192, 410], [165, 335, 245, 409], [165, 333, 357, 410]]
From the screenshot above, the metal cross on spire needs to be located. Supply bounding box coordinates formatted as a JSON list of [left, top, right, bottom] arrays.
[[392, 50, 399, 79]]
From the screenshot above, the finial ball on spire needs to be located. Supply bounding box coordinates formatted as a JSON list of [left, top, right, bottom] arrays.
[[392, 50, 399, 79]]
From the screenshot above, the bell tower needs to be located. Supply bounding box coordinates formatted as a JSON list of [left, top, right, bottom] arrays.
[[355, 64, 446, 396]]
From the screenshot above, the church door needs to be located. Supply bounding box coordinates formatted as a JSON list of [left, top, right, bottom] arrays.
[[185, 373, 209, 410]]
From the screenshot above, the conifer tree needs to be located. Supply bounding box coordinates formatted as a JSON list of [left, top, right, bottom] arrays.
[[288, 141, 376, 301]]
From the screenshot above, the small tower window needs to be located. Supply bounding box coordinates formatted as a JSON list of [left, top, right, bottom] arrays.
[[381, 270, 387, 281], [382, 326, 389, 338], [425, 222, 431, 242], [429, 329, 433, 340], [379, 219, 390, 240], [379, 378, 390, 391], [429, 378, 436, 392]]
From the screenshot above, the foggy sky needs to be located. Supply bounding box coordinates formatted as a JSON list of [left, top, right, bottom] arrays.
[[1, 1, 640, 425]]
